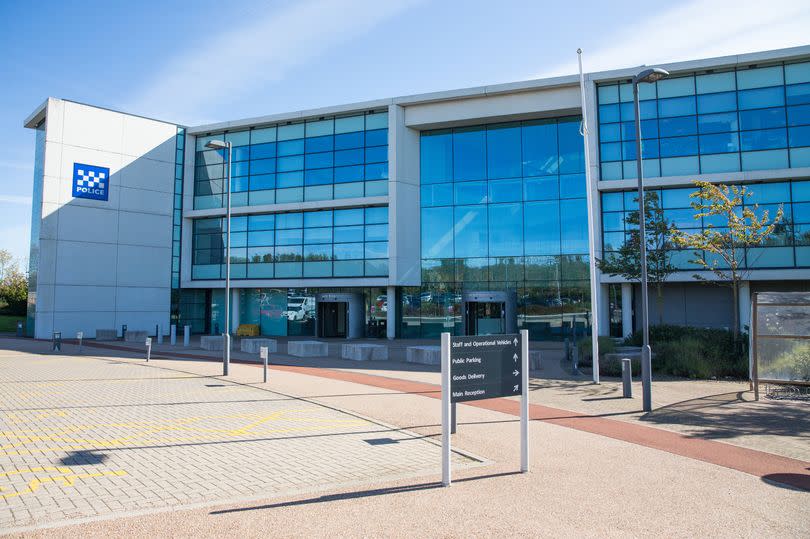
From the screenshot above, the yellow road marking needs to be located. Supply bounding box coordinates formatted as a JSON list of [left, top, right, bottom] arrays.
[[0, 466, 127, 500]]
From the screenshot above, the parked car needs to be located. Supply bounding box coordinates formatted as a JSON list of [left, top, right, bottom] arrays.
[[283, 296, 315, 321]]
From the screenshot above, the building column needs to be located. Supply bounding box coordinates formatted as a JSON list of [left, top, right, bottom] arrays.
[[738, 281, 751, 333], [621, 282, 633, 339], [386, 285, 396, 340], [231, 288, 240, 334], [597, 283, 610, 336]]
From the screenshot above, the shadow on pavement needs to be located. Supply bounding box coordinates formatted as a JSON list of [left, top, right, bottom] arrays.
[[59, 450, 108, 466], [208, 471, 523, 515]]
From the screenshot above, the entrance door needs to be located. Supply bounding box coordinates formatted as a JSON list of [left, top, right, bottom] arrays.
[[465, 302, 506, 336], [318, 302, 347, 338]]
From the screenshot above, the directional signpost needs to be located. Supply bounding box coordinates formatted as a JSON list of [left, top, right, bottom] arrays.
[[441, 329, 529, 486]]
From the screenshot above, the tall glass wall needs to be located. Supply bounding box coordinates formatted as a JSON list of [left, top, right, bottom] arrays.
[[597, 60, 810, 180], [601, 180, 810, 269], [194, 111, 388, 209], [26, 122, 46, 336], [411, 117, 590, 340], [170, 127, 185, 327], [191, 206, 388, 280]]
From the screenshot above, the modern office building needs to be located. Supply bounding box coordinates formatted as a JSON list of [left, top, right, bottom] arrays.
[[23, 45, 810, 341]]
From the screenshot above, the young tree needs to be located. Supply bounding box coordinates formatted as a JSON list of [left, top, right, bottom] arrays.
[[671, 180, 783, 339], [598, 191, 677, 325], [0, 267, 28, 315]]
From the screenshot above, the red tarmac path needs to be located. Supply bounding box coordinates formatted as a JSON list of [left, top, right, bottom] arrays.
[[83, 340, 810, 492]]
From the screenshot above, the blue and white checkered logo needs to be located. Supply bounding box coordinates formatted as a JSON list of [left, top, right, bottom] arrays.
[[72, 163, 110, 201]]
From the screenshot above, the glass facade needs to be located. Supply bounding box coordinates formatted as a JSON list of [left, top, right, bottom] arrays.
[[601, 180, 810, 269], [193, 111, 388, 209], [597, 61, 810, 180], [26, 122, 46, 336], [170, 128, 185, 326], [412, 117, 590, 340], [191, 206, 389, 280]]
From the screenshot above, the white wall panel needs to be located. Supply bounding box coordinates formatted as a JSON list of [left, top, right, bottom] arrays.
[[122, 115, 176, 162], [118, 185, 173, 215], [118, 156, 174, 193], [116, 287, 170, 312], [55, 240, 118, 286], [116, 245, 171, 287], [57, 205, 119, 244], [61, 102, 124, 153], [54, 285, 116, 312], [117, 212, 172, 247]]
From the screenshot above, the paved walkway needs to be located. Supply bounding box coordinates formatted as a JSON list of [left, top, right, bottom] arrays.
[[0, 341, 478, 533]]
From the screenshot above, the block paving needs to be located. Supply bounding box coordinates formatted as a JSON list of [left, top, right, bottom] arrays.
[[0, 346, 478, 532]]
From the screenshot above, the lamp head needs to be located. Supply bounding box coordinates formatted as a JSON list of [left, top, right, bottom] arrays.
[[633, 67, 670, 84], [205, 140, 228, 150]]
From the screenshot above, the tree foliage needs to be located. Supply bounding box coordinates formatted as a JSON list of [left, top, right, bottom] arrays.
[[671, 180, 783, 338], [597, 191, 677, 324], [0, 249, 27, 315]]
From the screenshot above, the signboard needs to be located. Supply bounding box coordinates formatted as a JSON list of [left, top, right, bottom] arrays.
[[450, 334, 522, 403], [72, 162, 110, 201]]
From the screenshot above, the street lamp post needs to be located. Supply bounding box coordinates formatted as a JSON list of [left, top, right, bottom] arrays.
[[632, 67, 669, 412], [205, 139, 232, 376]]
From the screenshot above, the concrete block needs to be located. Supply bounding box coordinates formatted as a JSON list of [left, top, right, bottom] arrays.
[[406, 345, 440, 365], [241, 338, 278, 354], [123, 330, 148, 343], [341, 343, 388, 361], [95, 329, 118, 341], [288, 340, 329, 357], [201, 335, 232, 351]]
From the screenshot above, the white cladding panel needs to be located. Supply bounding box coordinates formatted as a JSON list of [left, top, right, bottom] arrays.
[[30, 99, 177, 338]]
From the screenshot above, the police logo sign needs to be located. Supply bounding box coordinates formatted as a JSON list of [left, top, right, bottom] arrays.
[[72, 163, 110, 201]]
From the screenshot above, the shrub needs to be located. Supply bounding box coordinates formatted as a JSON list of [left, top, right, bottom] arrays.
[[577, 336, 617, 363], [624, 325, 748, 379], [0, 271, 27, 315]]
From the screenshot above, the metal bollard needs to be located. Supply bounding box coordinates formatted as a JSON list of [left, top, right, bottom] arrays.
[[52, 331, 62, 352], [16, 321, 23, 337], [564, 338, 570, 362], [122, 324, 127, 341], [260, 346, 269, 383], [145, 337, 152, 361], [170, 324, 176, 345], [157, 324, 163, 345], [571, 343, 580, 374], [76, 331, 83, 354], [183, 325, 190, 347], [621, 358, 632, 398]]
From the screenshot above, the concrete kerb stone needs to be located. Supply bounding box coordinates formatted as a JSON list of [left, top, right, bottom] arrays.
[[200, 335, 233, 351], [288, 340, 329, 357], [406, 345, 440, 365], [241, 338, 278, 354], [341, 343, 388, 361], [123, 331, 148, 343]]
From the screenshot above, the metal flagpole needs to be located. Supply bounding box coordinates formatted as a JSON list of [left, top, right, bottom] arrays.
[[577, 48, 600, 384]]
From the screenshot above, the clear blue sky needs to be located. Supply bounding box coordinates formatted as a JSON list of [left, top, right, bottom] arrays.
[[1, 0, 809, 265]]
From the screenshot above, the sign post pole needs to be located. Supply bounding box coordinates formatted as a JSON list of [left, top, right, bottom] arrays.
[[260, 346, 269, 383], [520, 329, 529, 473], [145, 337, 152, 362], [77, 331, 83, 354], [441, 332, 451, 487]]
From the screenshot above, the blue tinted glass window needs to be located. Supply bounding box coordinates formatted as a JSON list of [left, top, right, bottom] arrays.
[[600, 142, 621, 161], [334, 165, 364, 183], [659, 116, 698, 137], [738, 87, 785, 110], [557, 119, 585, 173], [789, 125, 810, 147], [560, 173, 586, 199], [696, 91, 737, 114], [599, 104, 620, 123], [524, 201, 560, 255], [452, 127, 486, 180], [560, 199, 588, 253], [305, 135, 332, 153], [524, 176, 558, 201], [421, 207, 454, 258], [623, 119, 659, 140], [365, 242, 388, 259], [454, 206, 487, 258], [698, 112, 739, 134], [365, 224, 388, 241], [334, 226, 363, 243], [599, 123, 621, 143], [365, 146, 387, 163], [305, 152, 333, 169], [488, 203, 523, 256], [304, 210, 332, 228], [740, 128, 788, 151], [250, 158, 275, 175], [248, 214, 275, 230], [487, 124, 522, 179], [250, 142, 276, 159], [786, 83, 810, 106], [365, 129, 387, 146], [522, 120, 559, 175], [365, 206, 388, 224], [275, 228, 302, 245], [421, 131, 453, 183], [276, 171, 303, 188], [277, 139, 305, 156], [334, 131, 364, 150], [334, 148, 363, 166], [334, 243, 363, 260], [365, 162, 388, 180], [659, 136, 698, 157], [658, 96, 696, 117], [787, 104, 810, 126], [277, 155, 304, 172], [276, 213, 303, 229], [421, 183, 453, 206], [233, 146, 250, 161], [739, 108, 787, 131], [304, 227, 332, 244], [488, 179, 522, 203], [601, 192, 623, 211], [454, 181, 487, 205], [334, 208, 363, 225], [699, 132, 739, 154]]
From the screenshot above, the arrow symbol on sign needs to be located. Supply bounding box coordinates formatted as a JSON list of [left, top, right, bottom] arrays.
[[513, 369, 519, 376], [513, 384, 519, 392], [513, 337, 518, 346], [513, 353, 518, 362]]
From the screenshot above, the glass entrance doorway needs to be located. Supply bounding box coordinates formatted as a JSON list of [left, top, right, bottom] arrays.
[[318, 302, 347, 338], [465, 301, 505, 335]]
